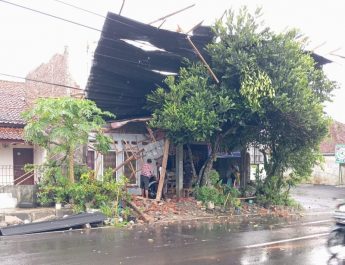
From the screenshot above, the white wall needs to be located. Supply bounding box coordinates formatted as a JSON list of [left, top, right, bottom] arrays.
[[0, 143, 15, 185], [90, 132, 164, 185], [309, 155, 345, 185], [0, 143, 45, 185]]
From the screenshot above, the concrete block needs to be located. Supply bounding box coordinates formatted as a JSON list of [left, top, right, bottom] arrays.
[[0, 193, 17, 209], [5, 215, 23, 225]]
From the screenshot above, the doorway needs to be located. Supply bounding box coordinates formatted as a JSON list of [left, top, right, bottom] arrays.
[[13, 148, 34, 185]]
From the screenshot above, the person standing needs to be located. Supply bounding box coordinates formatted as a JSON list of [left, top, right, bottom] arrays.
[[140, 159, 153, 198]]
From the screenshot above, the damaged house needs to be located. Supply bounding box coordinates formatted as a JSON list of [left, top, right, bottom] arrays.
[[86, 12, 332, 197]]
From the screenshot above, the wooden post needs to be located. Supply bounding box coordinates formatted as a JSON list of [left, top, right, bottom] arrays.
[[156, 138, 170, 202], [176, 144, 184, 198]]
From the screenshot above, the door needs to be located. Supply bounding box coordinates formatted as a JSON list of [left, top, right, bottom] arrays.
[[13, 148, 34, 185]]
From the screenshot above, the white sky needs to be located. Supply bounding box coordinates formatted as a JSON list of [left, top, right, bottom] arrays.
[[1, 0, 345, 122]]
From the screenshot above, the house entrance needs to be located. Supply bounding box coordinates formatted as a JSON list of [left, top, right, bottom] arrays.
[[13, 148, 34, 185]]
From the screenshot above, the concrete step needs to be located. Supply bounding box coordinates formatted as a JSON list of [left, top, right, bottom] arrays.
[[0, 193, 17, 209]]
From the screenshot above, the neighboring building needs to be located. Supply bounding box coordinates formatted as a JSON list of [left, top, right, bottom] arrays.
[[0, 48, 79, 206], [310, 121, 345, 185]]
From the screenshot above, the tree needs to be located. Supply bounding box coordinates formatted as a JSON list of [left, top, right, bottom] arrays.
[[147, 7, 336, 191], [22, 97, 114, 183]]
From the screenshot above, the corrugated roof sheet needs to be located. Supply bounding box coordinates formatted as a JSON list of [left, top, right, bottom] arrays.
[[86, 12, 211, 119], [86, 13, 332, 120]]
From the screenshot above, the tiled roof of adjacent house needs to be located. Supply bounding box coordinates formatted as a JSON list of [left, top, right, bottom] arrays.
[[0, 48, 80, 141], [0, 80, 26, 125], [0, 127, 24, 140], [320, 121, 345, 154]]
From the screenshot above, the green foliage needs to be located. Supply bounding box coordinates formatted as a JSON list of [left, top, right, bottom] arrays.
[[209, 169, 221, 186], [22, 97, 114, 181], [194, 170, 240, 208], [147, 65, 233, 144], [254, 173, 299, 207], [37, 167, 131, 219], [37, 167, 71, 205], [194, 186, 224, 205], [147, 7, 335, 194], [22, 97, 114, 151]]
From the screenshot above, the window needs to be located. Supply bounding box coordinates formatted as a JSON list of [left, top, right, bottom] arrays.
[[124, 151, 137, 184], [103, 151, 116, 179], [87, 150, 95, 170]]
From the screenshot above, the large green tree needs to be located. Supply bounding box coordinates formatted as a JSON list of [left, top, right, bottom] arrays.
[[22, 97, 114, 183], [147, 8, 336, 190]]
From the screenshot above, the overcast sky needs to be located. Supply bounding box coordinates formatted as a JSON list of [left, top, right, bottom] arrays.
[[1, 0, 344, 122]]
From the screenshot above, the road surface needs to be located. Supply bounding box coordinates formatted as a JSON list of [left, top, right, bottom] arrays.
[[0, 216, 340, 265]]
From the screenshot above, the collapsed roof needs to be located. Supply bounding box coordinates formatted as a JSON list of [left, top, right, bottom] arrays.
[[86, 12, 331, 120], [86, 12, 211, 120]]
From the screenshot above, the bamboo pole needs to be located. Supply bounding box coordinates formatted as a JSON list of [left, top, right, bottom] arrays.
[[123, 140, 136, 179], [148, 4, 195, 25], [186, 36, 219, 84], [156, 138, 170, 202], [119, 0, 125, 15], [126, 200, 153, 223], [112, 149, 144, 173]]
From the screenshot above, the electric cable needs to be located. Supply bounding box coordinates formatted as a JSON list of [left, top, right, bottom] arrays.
[[0, 73, 84, 91], [0, 0, 101, 31]]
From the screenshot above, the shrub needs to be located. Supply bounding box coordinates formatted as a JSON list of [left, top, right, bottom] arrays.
[[37, 167, 131, 219], [194, 169, 241, 208]]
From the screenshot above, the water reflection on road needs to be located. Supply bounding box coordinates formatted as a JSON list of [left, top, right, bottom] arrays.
[[0, 216, 340, 265]]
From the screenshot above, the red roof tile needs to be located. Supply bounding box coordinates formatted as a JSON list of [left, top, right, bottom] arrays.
[[0, 80, 27, 125], [0, 127, 24, 140], [320, 121, 345, 154]]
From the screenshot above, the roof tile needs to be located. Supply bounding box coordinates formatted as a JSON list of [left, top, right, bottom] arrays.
[[0, 127, 24, 140]]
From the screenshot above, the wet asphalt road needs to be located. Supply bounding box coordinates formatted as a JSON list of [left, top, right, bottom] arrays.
[[2, 184, 345, 265], [0, 217, 339, 265]]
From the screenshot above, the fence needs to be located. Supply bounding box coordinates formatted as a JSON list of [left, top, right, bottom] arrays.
[[0, 165, 44, 186]]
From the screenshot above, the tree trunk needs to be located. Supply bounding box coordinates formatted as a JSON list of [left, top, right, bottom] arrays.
[[197, 158, 207, 187], [240, 148, 250, 189], [200, 136, 221, 186], [187, 144, 198, 186], [201, 152, 216, 186], [68, 147, 75, 183]]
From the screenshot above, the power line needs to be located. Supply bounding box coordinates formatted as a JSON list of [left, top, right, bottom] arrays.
[[0, 73, 84, 91], [0, 0, 178, 53], [0, 0, 101, 32], [52, 0, 106, 19]]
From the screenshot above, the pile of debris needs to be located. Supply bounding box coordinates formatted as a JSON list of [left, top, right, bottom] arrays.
[[131, 196, 212, 223], [130, 196, 302, 224]]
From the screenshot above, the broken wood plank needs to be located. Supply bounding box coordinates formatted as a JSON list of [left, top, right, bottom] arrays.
[[238, 196, 256, 200], [156, 138, 170, 201], [112, 148, 144, 173], [146, 125, 156, 142], [127, 200, 153, 223]]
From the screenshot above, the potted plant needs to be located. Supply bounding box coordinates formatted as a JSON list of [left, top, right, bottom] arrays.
[[54, 187, 65, 210]]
